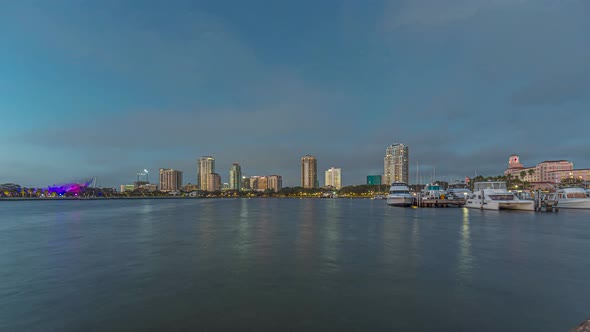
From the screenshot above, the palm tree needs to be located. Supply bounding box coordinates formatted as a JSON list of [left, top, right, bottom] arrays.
[[519, 171, 527, 189]]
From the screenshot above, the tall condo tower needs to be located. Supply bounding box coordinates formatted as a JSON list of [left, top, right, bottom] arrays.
[[301, 155, 318, 188], [229, 162, 242, 191], [325, 167, 342, 189], [198, 156, 215, 191], [384, 143, 409, 185], [159, 168, 183, 192]]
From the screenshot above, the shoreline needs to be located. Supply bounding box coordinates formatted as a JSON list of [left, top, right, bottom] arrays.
[[0, 196, 372, 201]]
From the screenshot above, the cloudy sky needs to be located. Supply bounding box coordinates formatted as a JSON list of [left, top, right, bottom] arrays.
[[1, 0, 589, 187]]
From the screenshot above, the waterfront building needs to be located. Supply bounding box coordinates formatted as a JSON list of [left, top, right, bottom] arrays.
[[241, 176, 251, 191], [229, 162, 242, 191], [198, 156, 215, 191], [139, 184, 157, 192], [301, 155, 318, 188], [120, 184, 135, 193], [249, 176, 267, 191], [268, 175, 283, 192], [367, 175, 382, 186], [182, 183, 199, 192], [159, 168, 183, 192], [325, 167, 342, 189], [504, 155, 590, 189], [384, 144, 409, 185], [207, 173, 222, 192]]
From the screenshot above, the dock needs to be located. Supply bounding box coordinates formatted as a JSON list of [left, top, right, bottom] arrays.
[[414, 198, 465, 208]]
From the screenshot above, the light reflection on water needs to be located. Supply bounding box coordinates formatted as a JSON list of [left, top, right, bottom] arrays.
[[457, 208, 473, 281]]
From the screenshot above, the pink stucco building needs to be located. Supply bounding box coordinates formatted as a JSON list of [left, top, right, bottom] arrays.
[[504, 155, 590, 189]]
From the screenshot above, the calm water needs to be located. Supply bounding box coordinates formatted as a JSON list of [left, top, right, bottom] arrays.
[[1, 198, 589, 331]]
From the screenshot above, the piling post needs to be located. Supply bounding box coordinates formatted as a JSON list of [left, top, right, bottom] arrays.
[[480, 189, 484, 210]]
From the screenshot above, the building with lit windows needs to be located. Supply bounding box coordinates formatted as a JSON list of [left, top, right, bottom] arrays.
[[301, 155, 318, 188], [207, 173, 221, 192], [268, 175, 283, 192], [229, 162, 242, 191], [384, 144, 409, 185], [198, 156, 215, 191], [241, 177, 251, 190], [504, 155, 590, 189], [159, 168, 183, 192], [324, 167, 342, 189]]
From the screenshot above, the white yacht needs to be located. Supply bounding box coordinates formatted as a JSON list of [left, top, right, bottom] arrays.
[[465, 182, 534, 211], [546, 188, 590, 209], [386, 182, 414, 207]]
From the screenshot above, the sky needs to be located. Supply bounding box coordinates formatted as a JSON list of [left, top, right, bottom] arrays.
[[1, 0, 589, 187]]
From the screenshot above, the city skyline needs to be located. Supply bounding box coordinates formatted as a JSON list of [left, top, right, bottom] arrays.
[[2, 1, 589, 187]]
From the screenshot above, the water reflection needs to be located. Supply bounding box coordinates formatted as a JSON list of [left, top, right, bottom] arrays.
[[235, 199, 251, 258], [296, 200, 316, 264], [457, 208, 473, 282], [322, 200, 341, 272]]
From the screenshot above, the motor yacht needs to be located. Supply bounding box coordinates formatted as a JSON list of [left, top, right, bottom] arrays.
[[386, 182, 413, 207], [465, 181, 534, 211], [546, 188, 590, 209]]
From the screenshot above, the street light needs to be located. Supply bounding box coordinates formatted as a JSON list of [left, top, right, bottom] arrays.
[[144, 169, 149, 184]]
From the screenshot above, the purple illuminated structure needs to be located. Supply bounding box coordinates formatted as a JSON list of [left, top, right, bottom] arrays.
[[47, 179, 94, 196]]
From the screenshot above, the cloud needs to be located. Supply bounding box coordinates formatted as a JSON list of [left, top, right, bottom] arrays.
[[511, 69, 590, 106], [381, 0, 529, 30]]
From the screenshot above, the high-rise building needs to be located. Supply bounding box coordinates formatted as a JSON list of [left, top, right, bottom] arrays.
[[384, 144, 409, 185], [198, 156, 215, 191], [301, 155, 318, 188], [207, 173, 221, 192], [324, 167, 342, 189], [159, 168, 183, 192], [268, 175, 283, 192], [367, 175, 382, 185], [229, 162, 242, 191], [249, 176, 266, 191]]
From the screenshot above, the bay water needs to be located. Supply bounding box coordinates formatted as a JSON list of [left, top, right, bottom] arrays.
[[1, 198, 589, 331]]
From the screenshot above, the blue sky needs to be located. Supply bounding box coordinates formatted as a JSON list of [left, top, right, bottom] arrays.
[[1, 0, 589, 187]]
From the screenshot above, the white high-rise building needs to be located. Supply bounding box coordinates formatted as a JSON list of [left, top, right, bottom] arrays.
[[198, 156, 215, 191], [324, 167, 342, 189], [384, 144, 409, 185]]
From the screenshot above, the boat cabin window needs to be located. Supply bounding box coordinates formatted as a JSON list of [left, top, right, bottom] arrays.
[[389, 190, 409, 194], [474, 182, 507, 191], [566, 193, 587, 199], [489, 194, 515, 201]]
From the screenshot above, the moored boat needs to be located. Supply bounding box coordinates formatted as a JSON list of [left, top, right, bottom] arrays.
[[386, 182, 413, 207], [546, 188, 590, 209], [465, 181, 534, 211]]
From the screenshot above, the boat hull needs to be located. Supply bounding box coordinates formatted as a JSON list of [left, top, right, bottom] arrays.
[[465, 200, 534, 211], [386, 196, 413, 207], [555, 199, 590, 209]]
